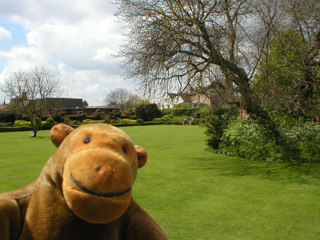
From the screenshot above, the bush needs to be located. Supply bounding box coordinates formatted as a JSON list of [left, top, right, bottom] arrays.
[[161, 108, 173, 116], [205, 107, 238, 149], [163, 115, 170, 123], [33, 117, 41, 129], [136, 104, 163, 121], [217, 120, 282, 161], [14, 120, 31, 127], [92, 109, 106, 120], [0, 122, 12, 127], [43, 117, 56, 129], [0, 109, 19, 124], [119, 119, 138, 124], [51, 112, 66, 123], [282, 121, 320, 162], [111, 109, 121, 118], [167, 116, 186, 125], [136, 119, 144, 124], [191, 118, 204, 125], [82, 119, 106, 125], [171, 104, 198, 117], [0, 126, 32, 132], [65, 114, 87, 122], [152, 118, 164, 123], [208, 116, 320, 162]]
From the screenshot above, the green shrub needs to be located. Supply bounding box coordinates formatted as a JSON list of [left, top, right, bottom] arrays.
[[161, 108, 172, 116], [217, 120, 283, 161], [205, 107, 238, 149], [119, 119, 138, 124], [136, 119, 144, 124], [0, 122, 12, 127], [191, 118, 204, 125], [14, 120, 31, 127], [208, 116, 320, 162], [163, 115, 170, 122], [0, 126, 32, 132], [167, 116, 185, 125], [43, 117, 56, 129], [82, 119, 106, 125], [32, 117, 41, 129], [0, 109, 19, 124], [66, 114, 87, 122], [152, 118, 164, 123], [282, 121, 320, 162], [92, 109, 106, 120], [171, 104, 198, 117]]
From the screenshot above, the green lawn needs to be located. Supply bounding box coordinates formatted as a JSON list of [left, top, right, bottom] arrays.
[[1, 125, 320, 239]]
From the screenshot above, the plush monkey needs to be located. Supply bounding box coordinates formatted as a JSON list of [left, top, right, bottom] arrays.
[[0, 123, 168, 240]]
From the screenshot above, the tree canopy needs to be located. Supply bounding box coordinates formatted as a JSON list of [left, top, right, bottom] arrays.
[[116, 0, 320, 119]]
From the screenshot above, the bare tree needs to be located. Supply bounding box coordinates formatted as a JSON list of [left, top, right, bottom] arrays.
[[116, 0, 269, 119], [105, 88, 134, 111], [116, 0, 320, 120], [1, 66, 62, 136]]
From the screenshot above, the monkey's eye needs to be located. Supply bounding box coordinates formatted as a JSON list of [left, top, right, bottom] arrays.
[[122, 146, 127, 154], [84, 136, 91, 144]]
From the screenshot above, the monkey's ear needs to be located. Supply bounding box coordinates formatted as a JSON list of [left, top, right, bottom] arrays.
[[135, 146, 148, 168], [50, 124, 74, 147]]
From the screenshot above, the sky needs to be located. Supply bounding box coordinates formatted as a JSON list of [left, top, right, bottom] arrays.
[[0, 0, 135, 106]]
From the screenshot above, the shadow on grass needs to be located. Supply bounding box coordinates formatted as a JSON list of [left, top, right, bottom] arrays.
[[192, 156, 320, 185]]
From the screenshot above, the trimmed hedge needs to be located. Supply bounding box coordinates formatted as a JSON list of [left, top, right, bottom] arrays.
[[0, 126, 33, 132], [82, 119, 106, 124]]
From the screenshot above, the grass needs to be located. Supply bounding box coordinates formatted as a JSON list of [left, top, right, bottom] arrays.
[[1, 125, 320, 239]]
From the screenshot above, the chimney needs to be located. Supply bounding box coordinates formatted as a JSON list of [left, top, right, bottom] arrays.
[[22, 92, 27, 100]]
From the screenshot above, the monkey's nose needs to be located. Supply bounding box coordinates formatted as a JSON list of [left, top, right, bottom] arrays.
[[97, 166, 114, 182]]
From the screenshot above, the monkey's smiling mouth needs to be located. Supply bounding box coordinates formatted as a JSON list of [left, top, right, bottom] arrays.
[[70, 173, 131, 198]]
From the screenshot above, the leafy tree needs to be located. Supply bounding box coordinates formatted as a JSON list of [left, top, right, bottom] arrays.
[[255, 30, 320, 118], [1, 66, 61, 136], [82, 100, 89, 107]]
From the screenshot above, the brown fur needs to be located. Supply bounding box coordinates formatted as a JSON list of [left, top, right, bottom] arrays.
[[0, 124, 168, 240]]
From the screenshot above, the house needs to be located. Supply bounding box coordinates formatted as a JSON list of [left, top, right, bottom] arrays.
[[160, 92, 218, 109], [160, 93, 183, 109]]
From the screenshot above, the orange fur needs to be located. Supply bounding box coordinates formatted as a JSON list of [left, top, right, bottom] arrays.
[[0, 123, 168, 240]]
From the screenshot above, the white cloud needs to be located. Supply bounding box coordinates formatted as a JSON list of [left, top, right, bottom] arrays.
[[0, 46, 47, 77], [0, 0, 116, 27], [0, 26, 11, 40], [0, 0, 135, 106], [26, 18, 123, 71]]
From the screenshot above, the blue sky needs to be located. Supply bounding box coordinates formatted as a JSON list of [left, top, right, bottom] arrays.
[[0, 0, 134, 106], [0, 21, 28, 53]]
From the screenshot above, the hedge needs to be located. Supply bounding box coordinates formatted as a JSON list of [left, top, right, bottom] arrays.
[[207, 119, 320, 162], [0, 126, 33, 132]]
